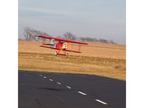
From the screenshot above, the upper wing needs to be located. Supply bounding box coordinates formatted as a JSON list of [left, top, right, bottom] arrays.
[[38, 35, 54, 40], [38, 35, 88, 45]]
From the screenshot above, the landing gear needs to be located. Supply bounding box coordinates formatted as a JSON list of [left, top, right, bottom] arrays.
[[54, 51, 69, 57], [54, 51, 58, 56], [65, 53, 69, 58]]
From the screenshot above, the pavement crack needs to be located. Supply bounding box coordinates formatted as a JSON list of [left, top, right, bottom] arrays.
[[34, 98, 44, 108]]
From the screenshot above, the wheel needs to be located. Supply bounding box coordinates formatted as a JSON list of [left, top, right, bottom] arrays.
[[65, 53, 69, 58], [55, 51, 58, 56]]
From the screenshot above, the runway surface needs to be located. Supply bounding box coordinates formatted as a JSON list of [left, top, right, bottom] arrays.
[[19, 70, 126, 108]]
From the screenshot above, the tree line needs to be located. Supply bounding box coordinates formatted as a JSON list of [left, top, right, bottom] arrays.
[[21, 27, 117, 44]]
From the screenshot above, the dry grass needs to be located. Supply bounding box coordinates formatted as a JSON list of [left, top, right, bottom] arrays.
[[18, 41, 126, 80]]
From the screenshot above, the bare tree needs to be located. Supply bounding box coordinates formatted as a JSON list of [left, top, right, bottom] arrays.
[[109, 40, 117, 44], [23, 27, 32, 41], [79, 37, 98, 42], [63, 32, 77, 40], [99, 38, 109, 43], [23, 27, 48, 41], [23, 27, 117, 44], [79, 37, 86, 42]]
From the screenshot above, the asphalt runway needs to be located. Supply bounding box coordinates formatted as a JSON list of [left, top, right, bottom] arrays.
[[19, 70, 126, 108]]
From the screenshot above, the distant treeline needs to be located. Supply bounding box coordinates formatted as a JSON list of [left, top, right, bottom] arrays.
[[20, 27, 117, 44]]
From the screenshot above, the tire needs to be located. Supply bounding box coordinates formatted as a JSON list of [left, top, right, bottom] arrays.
[[55, 51, 58, 56], [65, 53, 69, 58]]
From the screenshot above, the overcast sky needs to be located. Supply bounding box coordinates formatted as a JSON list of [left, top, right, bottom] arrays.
[[18, 0, 126, 44]]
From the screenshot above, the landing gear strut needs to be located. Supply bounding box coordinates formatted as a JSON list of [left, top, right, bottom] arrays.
[[54, 51, 58, 56], [54, 51, 69, 57]]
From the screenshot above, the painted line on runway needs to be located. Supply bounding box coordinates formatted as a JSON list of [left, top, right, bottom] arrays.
[[57, 82, 61, 85], [66, 86, 71, 89], [95, 99, 108, 105], [57, 96, 65, 102], [43, 76, 46, 78], [39, 74, 42, 76], [77, 91, 87, 96], [49, 79, 53, 81]]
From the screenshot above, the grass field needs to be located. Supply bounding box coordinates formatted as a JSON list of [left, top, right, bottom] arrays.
[[18, 41, 126, 80]]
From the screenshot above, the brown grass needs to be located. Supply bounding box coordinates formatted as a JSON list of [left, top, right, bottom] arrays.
[[18, 41, 126, 80]]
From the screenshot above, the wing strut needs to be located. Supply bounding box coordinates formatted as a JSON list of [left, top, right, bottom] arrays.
[[78, 44, 81, 52]]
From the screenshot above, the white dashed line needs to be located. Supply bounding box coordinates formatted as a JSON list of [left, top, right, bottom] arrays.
[[40, 74, 108, 105], [57, 82, 61, 85], [57, 96, 65, 102], [66, 86, 71, 89], [77, 91, 87, 96], [40, 75, 108, 105], [95, 99, 108, 105], [49, 79, 53, 81]]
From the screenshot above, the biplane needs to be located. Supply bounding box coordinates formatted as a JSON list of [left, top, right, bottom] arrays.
[[38, 35, 88, 57]]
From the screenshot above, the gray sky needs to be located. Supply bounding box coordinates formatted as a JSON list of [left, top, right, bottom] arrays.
[[19, 0, 126, 44]]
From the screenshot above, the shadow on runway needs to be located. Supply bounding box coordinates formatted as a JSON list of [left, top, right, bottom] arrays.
[[35, 87, 71, 92]]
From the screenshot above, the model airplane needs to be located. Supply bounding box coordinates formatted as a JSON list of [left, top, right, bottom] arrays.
[[38, 35, 88, 57]]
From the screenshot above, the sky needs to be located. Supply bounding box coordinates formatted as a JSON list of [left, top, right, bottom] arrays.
[[18, 0, 126, 44]]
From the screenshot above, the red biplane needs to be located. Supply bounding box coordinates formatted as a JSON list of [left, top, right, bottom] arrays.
[[38, 35, 88, 57]]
